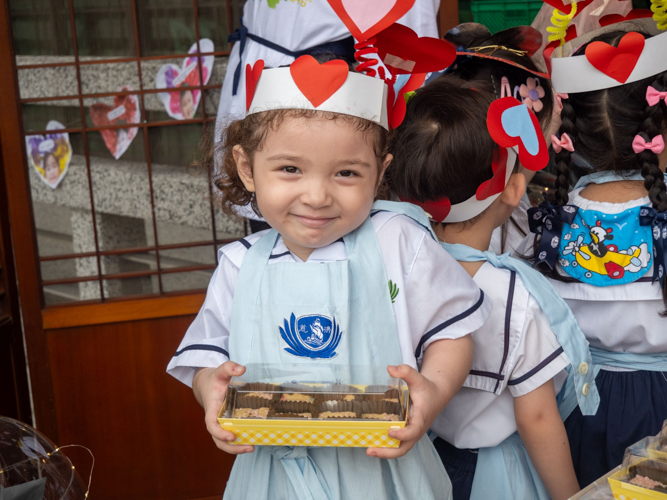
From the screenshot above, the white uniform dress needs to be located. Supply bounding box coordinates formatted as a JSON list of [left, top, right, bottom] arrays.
[[522, 187, 667, 487], [168, 210, 491, 383], [430, 262, 569, 500]]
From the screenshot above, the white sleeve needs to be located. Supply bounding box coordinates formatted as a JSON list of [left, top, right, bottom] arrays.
[[405, 227, 493, 361], [507, 296, 570, 397], [166, 254, 239, 387]]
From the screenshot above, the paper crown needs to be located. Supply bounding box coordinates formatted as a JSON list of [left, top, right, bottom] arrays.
[[546, 15, 667, 93], [245, 56, 389, 129]]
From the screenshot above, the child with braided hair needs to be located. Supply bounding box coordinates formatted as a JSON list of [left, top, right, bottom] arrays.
[[524, 22, 667, 487]]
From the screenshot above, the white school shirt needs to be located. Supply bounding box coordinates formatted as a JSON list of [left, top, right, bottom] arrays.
[[431, 263, 569, 449], [167, 211, 492, 387], [215, 0, 442, 135], [520, 189, 666, 355]]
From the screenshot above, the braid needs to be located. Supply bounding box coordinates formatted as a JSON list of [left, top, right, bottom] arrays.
[[638, 73, 667, 212], [554, 99, 577, 206], [636, 73, 667, 315]]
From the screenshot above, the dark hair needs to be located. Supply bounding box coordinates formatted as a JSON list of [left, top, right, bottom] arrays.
[[388, 76, 501, 212], [443, 25, 555, 131], [194, 54, 390, 218], [547, 29, 667, 313]]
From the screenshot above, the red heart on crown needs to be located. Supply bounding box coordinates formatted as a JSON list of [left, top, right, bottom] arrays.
[[388, 72, 426, 129], [476, 148, 509, 200], [327, 0, 415, 41], [375, 23, 456, 74], [290, 55, 349, 108], [542, 0, 593, 16], [245, 60, 264, 111], [89, 89, 140, 160], [585, 31, 645, 84]]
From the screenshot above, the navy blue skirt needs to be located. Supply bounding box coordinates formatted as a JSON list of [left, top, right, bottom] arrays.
[[433, 437, 478, 500], [565, 368, 667, 487]]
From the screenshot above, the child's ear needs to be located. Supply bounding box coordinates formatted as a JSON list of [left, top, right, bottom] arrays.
[[500, 172, 527, 208], [377, 154, 393, 185], [234, 145, 256, 192]]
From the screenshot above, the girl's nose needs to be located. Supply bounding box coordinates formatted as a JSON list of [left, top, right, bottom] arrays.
[[300, 179, 332, 208]]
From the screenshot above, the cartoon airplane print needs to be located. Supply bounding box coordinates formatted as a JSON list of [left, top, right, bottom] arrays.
[[561, 218, 651, 280]]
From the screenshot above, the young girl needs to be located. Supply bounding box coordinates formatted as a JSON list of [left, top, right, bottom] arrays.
[[527, 21, 667, 486], [388, 75, 597, 500], [167, 55, 492, 499]]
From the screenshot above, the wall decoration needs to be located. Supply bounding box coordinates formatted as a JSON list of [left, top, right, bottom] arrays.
[[89, 86, 140, 159], [25, 120, 72, 189], [156, 39, 214, 120]]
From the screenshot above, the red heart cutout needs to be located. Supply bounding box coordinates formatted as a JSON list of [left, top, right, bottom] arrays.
[[388, 73, 426, 129], [290, 55, 349, 108], [245, 60, 264, 111], [542, 0, 593, 16], [327, 0, 415, 41], [585, 32, 645, 84], [600, 9, 653, 26], [89, 90, 140, 159], [476, 148, 509, 200], [487, 97, 549, 172], [375, 23, 456, 74], [400, 197, 451, 222]]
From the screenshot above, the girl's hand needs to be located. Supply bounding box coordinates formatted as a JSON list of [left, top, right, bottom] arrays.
[[366, 364, 444, 459], [192, 362, 255, 455]]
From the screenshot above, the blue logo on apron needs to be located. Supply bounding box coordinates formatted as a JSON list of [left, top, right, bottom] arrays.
[[279, 313, 342, 358]]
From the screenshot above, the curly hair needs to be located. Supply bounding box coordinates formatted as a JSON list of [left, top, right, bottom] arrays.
[[195, 109, 391, 219]]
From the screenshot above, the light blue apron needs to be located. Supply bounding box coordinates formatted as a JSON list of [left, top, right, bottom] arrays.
[[556, 171, 667, 419], [441, 242, 598, 500], [223, 201, 452, 500]]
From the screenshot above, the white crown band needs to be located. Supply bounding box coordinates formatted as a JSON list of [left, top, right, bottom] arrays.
[[247, 66, 390, 130]]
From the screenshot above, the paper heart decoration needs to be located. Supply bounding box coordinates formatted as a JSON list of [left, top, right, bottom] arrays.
[[245, 60, 264, 111], [585, 31, 645, 84], [600, 9, 653, 26], [25, 120, 72, 189], [327, 0, 416, 41], [156, 38, 214, 120], [543, 0, 594, 16], [402, 197, 452, 222], [89, 87, 140, 160], [374, 23, 456, 74], [476, 147, 509, 200], [487, 97, 548, 171], [290, 55, 349, 108], [388, 72, 425, 129]]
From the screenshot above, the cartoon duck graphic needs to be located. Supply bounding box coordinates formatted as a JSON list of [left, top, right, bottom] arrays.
[[562, 219, 651, 280]]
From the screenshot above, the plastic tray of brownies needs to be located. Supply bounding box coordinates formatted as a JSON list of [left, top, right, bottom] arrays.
[[607, 431, 667, 499], [217, 363, 409, 448]]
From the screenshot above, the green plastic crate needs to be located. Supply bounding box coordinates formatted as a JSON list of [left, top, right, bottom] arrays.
[[470, 0, 543, 33]]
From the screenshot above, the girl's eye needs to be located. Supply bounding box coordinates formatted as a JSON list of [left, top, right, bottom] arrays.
[[282, 166, 299, 174], [337, 170, 356, 177]]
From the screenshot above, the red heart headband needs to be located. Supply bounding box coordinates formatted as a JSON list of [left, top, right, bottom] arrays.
[[245, 55, 390, 129], [402, 147, 518, 223], [401, 96, 548, 223], [545, 16, 667, 93]]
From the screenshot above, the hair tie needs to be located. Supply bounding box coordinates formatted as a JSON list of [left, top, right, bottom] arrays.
[[646, 86, 667, 107], [551, 133, 575, 153], [632, 134, 665, 154]]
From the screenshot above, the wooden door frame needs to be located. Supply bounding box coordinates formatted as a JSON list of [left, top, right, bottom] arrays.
[[0, 0, 58, 439]]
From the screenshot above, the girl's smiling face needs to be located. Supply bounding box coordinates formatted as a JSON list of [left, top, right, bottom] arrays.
[[235, 115, 390, 261]]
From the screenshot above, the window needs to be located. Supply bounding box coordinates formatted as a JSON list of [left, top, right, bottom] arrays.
[[11, 0, 247, 305]]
